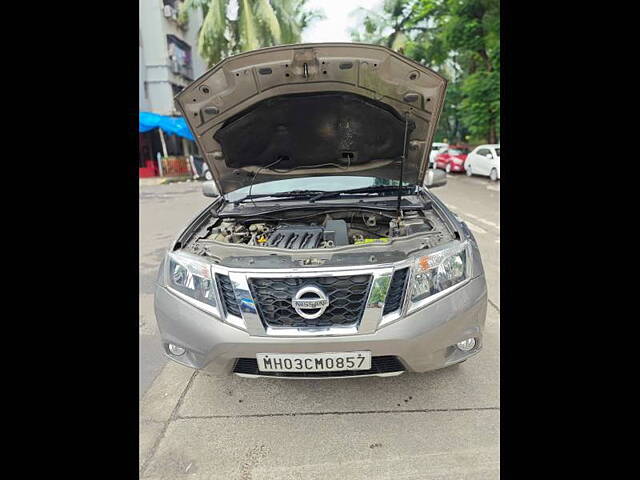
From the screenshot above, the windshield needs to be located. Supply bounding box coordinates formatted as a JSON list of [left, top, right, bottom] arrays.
[[447, 148, 469, 155], [495, 148, 500, 157], [225, 176, 414, 202]]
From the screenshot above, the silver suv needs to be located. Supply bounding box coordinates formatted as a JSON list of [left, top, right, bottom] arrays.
[[154, 43, 487, 378]]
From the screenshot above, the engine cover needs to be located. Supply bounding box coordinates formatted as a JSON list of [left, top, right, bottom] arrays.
[[265, 225, 324, 249], [264, 220, 349, 249]]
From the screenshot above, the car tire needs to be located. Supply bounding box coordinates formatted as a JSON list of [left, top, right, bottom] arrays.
[[490, 168, 498, 181], [204, 169, 213, 181], [466, 165, 472, 176], [445, 163, 452, 173]]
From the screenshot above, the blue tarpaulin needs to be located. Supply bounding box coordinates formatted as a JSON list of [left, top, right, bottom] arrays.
[[139, 112, 195, 141]]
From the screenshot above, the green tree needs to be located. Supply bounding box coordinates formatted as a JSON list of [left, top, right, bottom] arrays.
[[350, 0, 500, 144], [180, 0, 324, 67], [439, 0, 500, 143]]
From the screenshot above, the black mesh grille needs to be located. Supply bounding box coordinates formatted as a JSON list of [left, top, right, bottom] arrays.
[[233, 356, 405, 377], [248, 275, 372, 328], [215, 274, 241, 317], [383, 268, 409, 315]]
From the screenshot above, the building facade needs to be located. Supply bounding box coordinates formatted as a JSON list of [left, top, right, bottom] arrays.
[[139, 0, 208, 114], [139, 0, 208, 176]]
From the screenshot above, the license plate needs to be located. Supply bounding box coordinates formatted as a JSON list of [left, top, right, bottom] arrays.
[[256, 351, 371, 373]]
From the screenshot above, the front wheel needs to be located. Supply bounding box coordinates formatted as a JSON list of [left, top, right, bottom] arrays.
[[204, 169, 213, 181], [465, 165, 472, 176], [445, 163, 452, 173], [490, 168, 498, 181]]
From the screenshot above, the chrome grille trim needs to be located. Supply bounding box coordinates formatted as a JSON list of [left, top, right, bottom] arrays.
[[210, 260, 414, 337]]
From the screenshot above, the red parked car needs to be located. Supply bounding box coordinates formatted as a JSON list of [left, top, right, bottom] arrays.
[[435, 145, 471, 173]]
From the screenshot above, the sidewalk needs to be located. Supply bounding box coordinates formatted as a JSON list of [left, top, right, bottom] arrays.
[[139, 176, 194, 187], [139, 306, 500, 478]]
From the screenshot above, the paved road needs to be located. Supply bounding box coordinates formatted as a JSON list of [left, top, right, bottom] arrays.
[[139, 181, 211, 397], [139, 174, 500, 478], [435, 173, 500, 309]]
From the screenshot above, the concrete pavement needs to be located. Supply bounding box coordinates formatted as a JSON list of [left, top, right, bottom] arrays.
[[139, 174, 500, 478], [139, 181, 211, 397]]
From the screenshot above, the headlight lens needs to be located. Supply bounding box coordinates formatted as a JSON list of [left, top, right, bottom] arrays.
[[167, 253, 217, 312], [410, 242, 470, 309]]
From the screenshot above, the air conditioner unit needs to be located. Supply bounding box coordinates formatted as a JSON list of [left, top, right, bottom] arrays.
[[163, 5, 174, 18]]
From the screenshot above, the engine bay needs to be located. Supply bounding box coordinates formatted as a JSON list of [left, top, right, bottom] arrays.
[[185, 206, 454, 254]]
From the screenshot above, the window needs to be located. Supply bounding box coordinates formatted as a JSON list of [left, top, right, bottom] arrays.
[[477, 149, 491, 157], [448, 149, 468, 155], [167, 35, 193, 80]]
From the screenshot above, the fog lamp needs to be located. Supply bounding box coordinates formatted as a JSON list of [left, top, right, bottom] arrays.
[[168, 343, 186, 356], [456, 338, 476, 352]]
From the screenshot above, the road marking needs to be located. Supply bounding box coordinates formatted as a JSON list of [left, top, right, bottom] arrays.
[[460, 212, 500, 230], [486, 185, 500, 192], [464, 221, 487, 235], [443, 204, 497, 234]]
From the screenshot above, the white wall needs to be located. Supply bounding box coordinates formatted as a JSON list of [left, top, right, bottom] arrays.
[[139, 29, 150, 111], [139, 0, 208, 115]]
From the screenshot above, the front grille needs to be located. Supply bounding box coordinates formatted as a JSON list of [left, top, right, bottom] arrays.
[[215, 274, 241, 317], [233, 356, 405, 377], [248, 275, 372, 328], [383, 267, 409, 315]]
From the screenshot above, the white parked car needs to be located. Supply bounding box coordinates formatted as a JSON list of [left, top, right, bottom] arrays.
[[429, 142, 448, 168], [464, 144, 500, 181]]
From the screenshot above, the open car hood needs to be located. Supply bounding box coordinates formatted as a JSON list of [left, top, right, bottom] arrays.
[[175, 43, 447, 195]]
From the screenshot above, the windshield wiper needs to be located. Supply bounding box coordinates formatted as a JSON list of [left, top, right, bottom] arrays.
[[308, 185, 415, 202], [232, 189, 328, 205], [231, 185, 416, 205]]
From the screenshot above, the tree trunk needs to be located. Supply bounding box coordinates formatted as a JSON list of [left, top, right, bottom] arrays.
[[488, 123, 497, 144]]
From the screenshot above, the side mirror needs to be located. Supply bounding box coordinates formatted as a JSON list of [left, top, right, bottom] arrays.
[[485, 153, 493, 159], [425, 169, 447, 188], [202, 181, 219, 198]]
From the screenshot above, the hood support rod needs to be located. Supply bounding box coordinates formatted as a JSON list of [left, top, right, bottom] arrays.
[[396, 112, 411, 218]]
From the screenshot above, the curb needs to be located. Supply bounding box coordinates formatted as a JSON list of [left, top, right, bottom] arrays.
[[139, 176, 194, 186]]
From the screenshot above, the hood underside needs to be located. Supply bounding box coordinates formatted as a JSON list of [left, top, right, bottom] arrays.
[[175, 43, 447, 195]]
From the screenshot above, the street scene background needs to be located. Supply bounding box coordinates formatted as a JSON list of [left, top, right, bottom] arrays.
[[140, 0, 500, 477]]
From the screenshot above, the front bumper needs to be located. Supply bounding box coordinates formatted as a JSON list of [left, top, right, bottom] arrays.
[[154, 274, 487, 376]]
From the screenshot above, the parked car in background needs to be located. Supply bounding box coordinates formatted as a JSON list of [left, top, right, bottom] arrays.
[[429, 142, 448, 168], [189, 155, 214, 180], [435, 146, 471, 173], [464, 144, 500, 181]]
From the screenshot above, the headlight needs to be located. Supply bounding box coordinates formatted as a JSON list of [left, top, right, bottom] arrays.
[[409, 242, 471, 312], [166, 252, 219, 316]]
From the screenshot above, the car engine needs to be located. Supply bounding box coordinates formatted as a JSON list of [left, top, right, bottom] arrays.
[[186, 209, 452, 252]]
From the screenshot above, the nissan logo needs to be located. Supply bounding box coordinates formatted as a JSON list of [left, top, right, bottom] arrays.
[[291, 286, 330, 319]]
